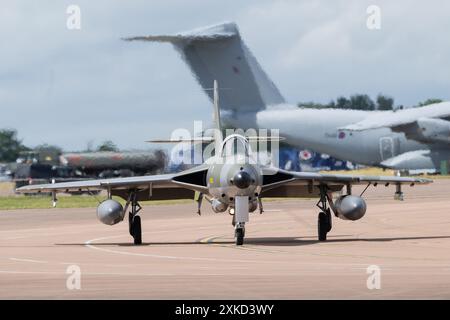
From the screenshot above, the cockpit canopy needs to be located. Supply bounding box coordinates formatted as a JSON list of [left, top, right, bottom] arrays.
[[220, 134, 252, 158]]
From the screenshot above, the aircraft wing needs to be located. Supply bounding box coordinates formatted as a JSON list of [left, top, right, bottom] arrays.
[[296, 171, 430, 184], [260, 167, 431, 197], [16, 174, 176, 192], [343, 117, 450, 145], [16, 163, 431, 201], [339, 102, 450, 131], [16, 165, 210, 201]]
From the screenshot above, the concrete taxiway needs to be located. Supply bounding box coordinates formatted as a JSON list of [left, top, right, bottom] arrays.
[[1, 179, 450, 299]]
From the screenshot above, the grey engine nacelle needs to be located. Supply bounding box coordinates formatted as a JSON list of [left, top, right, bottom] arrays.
[[211, 199, 228, 213], [334, 195, 367, 221], [97, 199, 125, 225]]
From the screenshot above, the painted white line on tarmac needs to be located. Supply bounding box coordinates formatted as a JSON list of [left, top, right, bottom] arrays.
[[9, 257, 48, 264], [0, 270, 172, 276], [84, 234, 284, 264]]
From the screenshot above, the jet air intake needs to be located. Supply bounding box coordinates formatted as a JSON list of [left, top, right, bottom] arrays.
[[334, 195, 367, 221], [97, 199, 125, 225]]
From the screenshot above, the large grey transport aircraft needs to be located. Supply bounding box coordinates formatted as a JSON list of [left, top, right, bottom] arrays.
[[125, 22, 450, 171], [17, 81, 430, 245]]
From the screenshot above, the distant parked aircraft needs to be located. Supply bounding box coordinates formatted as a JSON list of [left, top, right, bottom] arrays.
[[126, 22, 450, 171]]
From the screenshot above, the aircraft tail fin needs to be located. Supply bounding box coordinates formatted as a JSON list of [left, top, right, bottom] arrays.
[[124, 22, 285, 112], [212, 80, 224, 145]]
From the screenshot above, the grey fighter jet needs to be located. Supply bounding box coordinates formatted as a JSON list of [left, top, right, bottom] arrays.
[[125, 22, 450, 171], [16, 81, 430, 246]]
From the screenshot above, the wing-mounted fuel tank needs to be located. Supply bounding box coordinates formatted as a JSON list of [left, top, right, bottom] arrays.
[[333, 195, 367, 221], [97, 199, 125, 225]]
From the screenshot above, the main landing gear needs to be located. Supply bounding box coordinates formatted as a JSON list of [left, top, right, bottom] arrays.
[[317, 185, 332, 241], [127, 191, 142, 245], [318, 209, 332, 241]]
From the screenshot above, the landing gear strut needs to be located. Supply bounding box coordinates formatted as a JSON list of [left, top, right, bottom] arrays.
[[317, 185, 332, 241], [128, 191, 142, 245]]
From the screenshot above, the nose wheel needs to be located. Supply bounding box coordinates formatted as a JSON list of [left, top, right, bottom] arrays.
[[235, 223, 245, 245]]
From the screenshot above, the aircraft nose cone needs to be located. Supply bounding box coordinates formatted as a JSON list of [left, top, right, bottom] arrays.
[[233, 171, 253, 189]]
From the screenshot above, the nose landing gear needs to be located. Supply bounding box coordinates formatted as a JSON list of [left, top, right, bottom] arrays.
[[231, 212, 245, 245], [233, 196, 249, 245]]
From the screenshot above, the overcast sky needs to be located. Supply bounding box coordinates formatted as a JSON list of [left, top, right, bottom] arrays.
[[1, 0, 449, 151]]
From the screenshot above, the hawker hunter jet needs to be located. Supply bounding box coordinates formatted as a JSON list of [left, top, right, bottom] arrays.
[[17, 81, 431, 245], [125, 22, 450, 171]]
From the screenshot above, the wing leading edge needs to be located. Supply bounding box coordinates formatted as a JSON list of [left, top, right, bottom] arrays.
[[260, 168, 431, 198], [16, 165, 211, 201]]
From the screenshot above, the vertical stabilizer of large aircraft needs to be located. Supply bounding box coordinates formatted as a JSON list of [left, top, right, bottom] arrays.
[[124, 22, 285, 111]]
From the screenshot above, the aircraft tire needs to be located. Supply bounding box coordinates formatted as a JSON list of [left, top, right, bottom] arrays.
[[132, 216, 142, 245], [128, 213, 133, 236], [235, 228, 244, 245], [325, 209, 332, 232], [318, 212, 328, 241]]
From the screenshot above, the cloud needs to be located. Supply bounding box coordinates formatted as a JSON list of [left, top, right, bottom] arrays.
[[237, 0, 450, 104]]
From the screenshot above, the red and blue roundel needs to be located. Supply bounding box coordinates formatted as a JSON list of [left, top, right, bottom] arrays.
[[300, 150, 312, 161]]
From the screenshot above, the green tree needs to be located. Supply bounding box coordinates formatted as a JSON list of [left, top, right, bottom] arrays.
[[297, 94, 443, 111], [328, 100, 336, 109], [97, 140, 118, 152], [0, 129, 29, 162], [349, 94, 375, 110], [335, 96, 351, 109], [376, 94, 394, 110], [298, 101, 328, 109], [419, 98, 443, 107]]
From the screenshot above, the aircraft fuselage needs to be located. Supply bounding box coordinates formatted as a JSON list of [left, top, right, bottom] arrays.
[[223, 106, 429, 168]]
